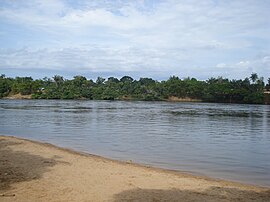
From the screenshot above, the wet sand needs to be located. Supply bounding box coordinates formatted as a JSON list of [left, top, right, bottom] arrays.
[[0, 135, 269, 202]]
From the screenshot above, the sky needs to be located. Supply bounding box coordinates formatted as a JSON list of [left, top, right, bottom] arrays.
[[0, 0, 269, 80]]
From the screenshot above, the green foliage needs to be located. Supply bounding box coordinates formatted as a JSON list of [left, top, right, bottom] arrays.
[[120, 76, 133, 83], [0, 73, 267, 104], [11, 77, 37, 95], [266, 78, 270, 90], [0, 74, 12, 98], [250, 73, 258, 83], [96, 77, 105, 85]]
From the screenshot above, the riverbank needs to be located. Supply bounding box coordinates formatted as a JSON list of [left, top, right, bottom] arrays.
[[0, 136, 269, 202], [2, 94, 202, 103], [3, 93, 32, 99]]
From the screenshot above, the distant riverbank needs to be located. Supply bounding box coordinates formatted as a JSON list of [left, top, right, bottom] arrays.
[[1, 135, 270, 202], [3, 93, 202, 102], [3, 93, 269, 104], [1, 73, 269, 104], [2, 91, 269, 105]]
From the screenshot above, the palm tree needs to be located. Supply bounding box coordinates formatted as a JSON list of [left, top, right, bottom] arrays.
[[250, 73, 258, 83], [53, 75, 64, 87]]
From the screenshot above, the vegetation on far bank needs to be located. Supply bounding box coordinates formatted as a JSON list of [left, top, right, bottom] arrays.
[[0, 73, 269, 104]]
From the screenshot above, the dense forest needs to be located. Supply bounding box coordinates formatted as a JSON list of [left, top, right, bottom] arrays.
[[0, 73, 269, 104]]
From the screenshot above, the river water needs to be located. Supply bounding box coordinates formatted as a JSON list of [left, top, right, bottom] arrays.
[[0, 100, 269, 186]]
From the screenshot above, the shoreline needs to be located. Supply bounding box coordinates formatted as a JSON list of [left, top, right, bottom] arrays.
[[2, 135, 268, 189], [1, 96, 268, 105], [1, 135, 270, 201], [0, 135, 255, 187]]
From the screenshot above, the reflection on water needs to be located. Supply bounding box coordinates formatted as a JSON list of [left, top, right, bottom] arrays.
[[0, 100, 270, 186]]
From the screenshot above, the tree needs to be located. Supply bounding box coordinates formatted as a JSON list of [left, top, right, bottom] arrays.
[[73, 75, 87, 87], [53, 75, 64, 87], [120, 76, 133, 83], [250, 73, 258, 83], [107, 77, 119, 83], [11, 77, 34, 95], [96, 77, 105, 85], [164, 76, 183, 97], [0, 75, 11, 97], [266, 78, 270, 90], [139, 77, 155, 86]]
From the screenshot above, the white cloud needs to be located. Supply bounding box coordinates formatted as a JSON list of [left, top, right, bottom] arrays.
[[237, 61, 251, 67], [0, 46, 175, 73], [216, 63, 227, 68], [213, 55, 270, 79], [0, 0, 269, 79], [262, 56, 270, 64]]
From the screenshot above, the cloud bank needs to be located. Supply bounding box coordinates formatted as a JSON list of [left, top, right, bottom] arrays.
[[0, 0, 269, 80]]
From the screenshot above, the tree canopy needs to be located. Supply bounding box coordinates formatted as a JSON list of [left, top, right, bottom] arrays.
[[0, 73, 268, 104]]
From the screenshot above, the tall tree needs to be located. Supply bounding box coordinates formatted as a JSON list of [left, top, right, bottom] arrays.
[[53, 75, 64, 87], [250, 73, 258, 83]]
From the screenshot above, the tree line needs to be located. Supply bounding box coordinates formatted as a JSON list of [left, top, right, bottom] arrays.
[[0, 73, 269, 104]]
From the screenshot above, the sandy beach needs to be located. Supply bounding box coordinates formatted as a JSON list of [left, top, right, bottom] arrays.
[[0, 136, 269, 202]]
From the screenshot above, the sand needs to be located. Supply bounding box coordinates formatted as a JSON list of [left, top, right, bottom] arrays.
[[0, 136, 269, 202]]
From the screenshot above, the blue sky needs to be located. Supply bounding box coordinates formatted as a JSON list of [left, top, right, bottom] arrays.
[[0, 0, 269, 80]]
